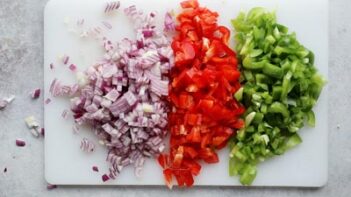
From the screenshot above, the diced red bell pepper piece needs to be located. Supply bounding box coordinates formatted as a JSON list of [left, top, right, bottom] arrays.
[[199, 148, 219, 163], [158, 154, 168, 168], [180, 0, 199, 9], [163, 169, 173, 189], [186, 126, 202, 143], [183, 159, 201, 175]]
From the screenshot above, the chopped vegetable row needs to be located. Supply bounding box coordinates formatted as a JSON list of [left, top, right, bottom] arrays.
[[228, 7, 325, 185], [158, 0, 244, 188]]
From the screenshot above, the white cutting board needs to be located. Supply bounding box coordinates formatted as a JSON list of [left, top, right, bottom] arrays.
[[44, 0, 328, 186]]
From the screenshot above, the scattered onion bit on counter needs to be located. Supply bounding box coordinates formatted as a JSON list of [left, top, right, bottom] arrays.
[[50, 63, 54, 70], [31, 88, 41, 99], [72, 125, 80, 134], [92, 27, 103, 36], [49, 78, 79, 97], [0, 95, 15, 110], [102, 174, 110, 182], [105, 1, 120, 13], [30, 128, 40, 138], [80, 138, 95, 153], [16, 139, 26, 147], [25, 116, 40, 129], [24, 116, 43, 138], [62, 109, 69, 119], [51, 4, 173, 180], [45, 98, 51, 104], [69, 64, 77, 72], [63, 55, 70, 65], [92, 166, 99, 172], [102, 21, 112, 30], [0, 99, 7, 110], [6, 95, 16, 103], [3, 168, 7, 173], [47, 184, 57, 190], [77, 18, 85, 26], [159, 0, 245, 188], [40, 128, 45, 137]]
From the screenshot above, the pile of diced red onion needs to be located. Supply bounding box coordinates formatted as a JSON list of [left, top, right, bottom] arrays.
[[50, 5, 173, 179]]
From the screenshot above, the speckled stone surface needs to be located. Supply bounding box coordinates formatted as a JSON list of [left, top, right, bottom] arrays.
[[0, 0, 350, 196]]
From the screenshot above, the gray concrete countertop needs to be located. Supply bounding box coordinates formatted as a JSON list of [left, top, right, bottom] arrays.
[[0, 0, 350, 196]]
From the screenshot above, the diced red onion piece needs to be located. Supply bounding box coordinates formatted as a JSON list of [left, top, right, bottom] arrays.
[[109, 97, 129, 116], [40, 128, 45, 137], [30, 128, 40, 138], [0, 95, 15, 110], [0, 99, 7, 110], [62, 109, 69, 119], [151, 79, 169, 96], [31, 89, 41, 99], [69, 64, 77, 72], [104, 89, 119, 102], [109, 167, 119, 179], [45, 98, 51, 104], [63, 55, 70, 65], [102, 21, 112, 29], [16, 139, 26, 147], [5, 95, 15, 103], [92, 166, 99, 172], [105, 1, 120, 13], [50, 79, 80, 97], [80, 138, 95, 152], [72, 125, 80, 134], [142, 30, 154, 38], [102, 174, 110, 182], [102, 64, 118, 78], [49, 79, 57, 93], [47, 184, 57, 190], [25, 116, 39, 128], [164, 12, 176, 32], [70, 84, 79, 96]]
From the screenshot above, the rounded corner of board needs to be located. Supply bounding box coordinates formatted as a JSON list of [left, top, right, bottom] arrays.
[[44, 0, 58, 16], [45, 173, 57, 186], [45, 167, 59, 185], [316, 175, 328, 188]]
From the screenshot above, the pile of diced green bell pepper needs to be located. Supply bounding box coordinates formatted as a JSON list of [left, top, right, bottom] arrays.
[[229, 7, 325, 185]]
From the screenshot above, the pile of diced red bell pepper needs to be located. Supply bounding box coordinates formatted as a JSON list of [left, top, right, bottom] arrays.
[[159, 0, 245, 188]]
